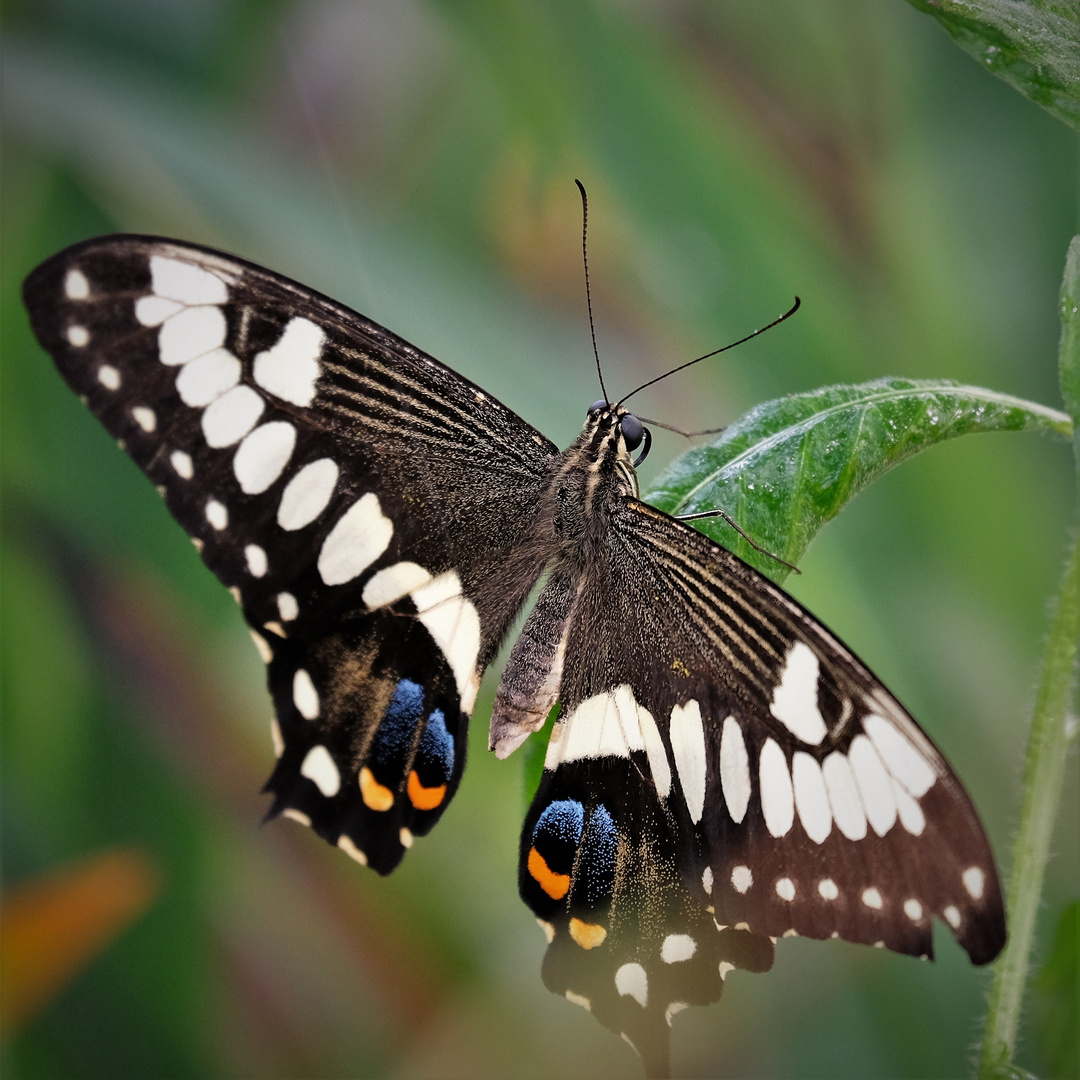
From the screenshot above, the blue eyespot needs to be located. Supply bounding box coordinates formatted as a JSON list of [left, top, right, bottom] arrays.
[[533, 799, 585, 845], [373, 678, 425, 763], [578, 803, 617, 906], [417, 708, 454, 781]]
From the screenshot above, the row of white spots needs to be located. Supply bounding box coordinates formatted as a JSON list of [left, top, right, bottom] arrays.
[[745, 728, 932, 843], [68, 325, 89, 347], [542, 684, 670, 800], [727, 862, 980, 929]]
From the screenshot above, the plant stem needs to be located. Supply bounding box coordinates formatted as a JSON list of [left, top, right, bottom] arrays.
[[977, 529, 1079, 1078]]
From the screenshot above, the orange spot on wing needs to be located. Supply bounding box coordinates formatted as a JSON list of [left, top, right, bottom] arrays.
[[359, 766, 394, 812], [527, 846, 570, 900], [407, 770, 446, 810], [569, 918, 607, 950]]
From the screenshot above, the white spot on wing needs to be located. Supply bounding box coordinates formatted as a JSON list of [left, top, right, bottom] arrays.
[[411, 570, 481, 714], [861, 887, 884, 909], [67, 325, 89, 347], [135, 295, 182, 326], [904, 898, 923, 921], [792, 751, 832, 844], [661, 934, 696, 963], [205, 498, 228, 530], [775, 877, 796, 901], [318, 493, 393, 586], [337, 835, 368, 865], [702, 867, 713, 895], [300, 745, 340, 796], [282, 808, 311, 827], [614, 963, 648, 1007], [245, 544, 268, 577], [169, 450, 193, 479], [64, 269, 90, 299], [718, 961, 735, 980], [665, 1002, 688, 1025], [293, 669, 320, 720], [362, 561, 433, 608], [233, 421, 296, 494], [158, 305, 227, 366], [849, 735, 897, 836], [759, 737, 795, 837], [770, 642, 828, 744], [670, 700, 707, 824], [253, 317, 324, 406], [202, 385, 264, 447], [864, 713, 937, 796], [250, 630, 272, 663], [276, 458, 339, 531], [277, 592, 299, 621], [892, 777, 926, 835], [131, 406, 156, 432], [270, 717, 284, 758], [719, 715, 751, 824], [963, 867, 985, 900], [150, 255, 228, 305], [944, 905, 962, 929], [818, 878, 839, 901], [636, 698, 671, 799], [175, 348, 240, 406], [98, 365, 121, 390], [822, 751, 868, 840], [731, 865, 753, 894]]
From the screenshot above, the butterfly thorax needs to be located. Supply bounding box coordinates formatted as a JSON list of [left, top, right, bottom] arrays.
[[546, 405, 639, 555]]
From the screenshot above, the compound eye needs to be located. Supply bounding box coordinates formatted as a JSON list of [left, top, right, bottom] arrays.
[[588, 399, 609, 416], [620, 413, 644, 450]]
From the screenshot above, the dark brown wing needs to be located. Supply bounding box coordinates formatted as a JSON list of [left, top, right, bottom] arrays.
[[23, 235, 558, 872]]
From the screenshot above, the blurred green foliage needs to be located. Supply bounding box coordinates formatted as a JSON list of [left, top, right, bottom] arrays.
[[2, 2, 1077, 1077]]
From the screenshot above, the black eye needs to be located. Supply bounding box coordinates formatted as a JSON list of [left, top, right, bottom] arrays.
[[620, 413, 644, 450], [588, 399, 608, 416]]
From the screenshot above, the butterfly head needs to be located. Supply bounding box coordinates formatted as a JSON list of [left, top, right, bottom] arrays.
[[586, 400, 651, 468]]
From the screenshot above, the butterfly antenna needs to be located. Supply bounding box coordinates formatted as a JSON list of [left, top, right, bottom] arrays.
[[617, 296, 801, 408], [576, 179, 608, 405]]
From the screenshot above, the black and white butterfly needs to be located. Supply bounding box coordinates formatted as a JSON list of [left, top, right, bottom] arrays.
[[24, 235, 1006, 1076]]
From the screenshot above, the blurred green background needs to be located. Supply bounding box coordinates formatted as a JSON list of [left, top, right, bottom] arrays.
[[2, 2, 1077, 1077]]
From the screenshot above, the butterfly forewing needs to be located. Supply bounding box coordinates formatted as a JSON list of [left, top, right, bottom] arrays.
[[23, 235, 557, 871]]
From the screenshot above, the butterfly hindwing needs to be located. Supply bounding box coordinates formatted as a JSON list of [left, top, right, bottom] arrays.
[[518, 494, 1004, 1067], [23, 235, 558, 870]]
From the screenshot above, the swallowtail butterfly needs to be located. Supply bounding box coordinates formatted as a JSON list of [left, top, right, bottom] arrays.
[[24, 235, 1006, 1076]]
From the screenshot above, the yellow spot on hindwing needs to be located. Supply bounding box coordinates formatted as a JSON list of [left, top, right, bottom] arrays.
[[672, 658, 691, 677], [527, 847, 570, 900], [407, 770, 447, 811], [359, 766, 394, 811], [569, 918, 607, 950]]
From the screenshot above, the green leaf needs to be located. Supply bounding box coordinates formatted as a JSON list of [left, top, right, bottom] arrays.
[[906, 0, 1080, 130], [644, 378, 1071, 584], [1059, 235, 1080, 476], [1033, 900, 1079, 1080]]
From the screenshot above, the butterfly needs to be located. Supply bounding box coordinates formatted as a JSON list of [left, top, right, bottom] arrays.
[[23, 234, 1006, 1076]]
